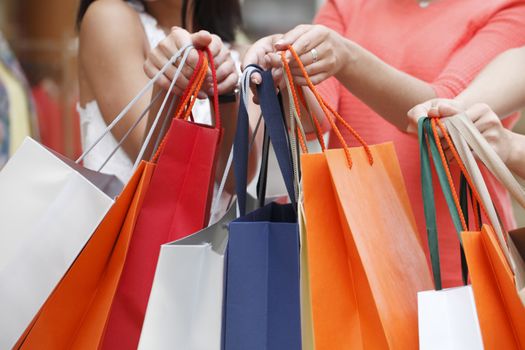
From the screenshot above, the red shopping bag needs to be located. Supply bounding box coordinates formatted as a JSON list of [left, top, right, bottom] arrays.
[[102, 49, 223, 349]]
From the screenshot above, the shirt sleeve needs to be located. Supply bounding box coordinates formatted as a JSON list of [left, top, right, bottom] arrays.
[[311, 0, 348, 133], [432, 2, 525, 98]]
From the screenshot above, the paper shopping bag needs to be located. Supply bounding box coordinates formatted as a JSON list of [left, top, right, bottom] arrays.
[[416, 118, 484, 350], [0, 138, 114, 349], [301, 152, 360, 350], [323, 143, 433, 349], [463, 227, 525, 349], [276, 46, 432, 349], [418, 286, 483, 350], [15, 161, 154, 350], [223, 67, 301, 350], [138, 202, 236, 350], [102, 49, 222, 349], [440, 115, 525, 348]]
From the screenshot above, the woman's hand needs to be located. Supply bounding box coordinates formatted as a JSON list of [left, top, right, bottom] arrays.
[[206, 34, 239, 96], [143, 27, 213, 98], [273, 24, 349, 85], [406, 98, 466, 134], [242, 34, 284, 83], [408, 99, 516, 164]]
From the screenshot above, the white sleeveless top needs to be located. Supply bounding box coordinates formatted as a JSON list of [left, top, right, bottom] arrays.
[[78, 0, 236, 183]]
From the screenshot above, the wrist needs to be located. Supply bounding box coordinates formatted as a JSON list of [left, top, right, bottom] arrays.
[[506, 130, 524, 169], [335, 38, 360, 81]]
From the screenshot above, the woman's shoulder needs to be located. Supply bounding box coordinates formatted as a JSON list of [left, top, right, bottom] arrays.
[[79, 0, 145, 47], [79, 0, 147, 59]]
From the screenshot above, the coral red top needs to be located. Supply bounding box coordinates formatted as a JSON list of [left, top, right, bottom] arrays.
[[315, 0, 525, 287]]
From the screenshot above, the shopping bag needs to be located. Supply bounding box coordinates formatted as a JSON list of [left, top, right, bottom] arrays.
[[223, 67, 301, 350], [416, 118, 483, 349], [14, 46, 195, 349], [418, 286, 482, 350], [102, 48, 223, 349], [0, 137, 115, 349], [138, 202, 235, 350], [440, 115, 525, 349], [16, 161, 154, 350], [280, 47, 432, 349]]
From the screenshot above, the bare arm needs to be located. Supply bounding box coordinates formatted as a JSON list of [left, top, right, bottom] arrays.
[[79, 1, 164, 160], [457, 47, 525, 118]]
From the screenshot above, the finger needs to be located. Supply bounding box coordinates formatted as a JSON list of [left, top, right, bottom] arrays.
[[208, 34, 223, 57], [292, 41, 331, 67], [213, 47, 230, 68], [274, 24, 315, 51], [250, 72, 262, 85], [216, 60, 236, 83], [474, 113, 497, 134], [290, 72, 330, 86], [216, 73, 239, 95], [464, 103, 493, 124], [191, 30, 213, 49], [242, 35, 278, 70], [144, 61, 171, 90]]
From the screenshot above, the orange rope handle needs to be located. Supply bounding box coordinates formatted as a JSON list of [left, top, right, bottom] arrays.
[[296, 84, 326, 151], [173, 50, 206, 120], [430, 118, 468, 231], [433, 118, 491, 223], [284, 46, 353, 168], [152, 51, 206, 162], [319, 95, 374, 165], [280, 51, 308, 154], [182, 54, 208, 121]]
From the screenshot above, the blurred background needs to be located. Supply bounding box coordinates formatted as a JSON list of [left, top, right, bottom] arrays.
[[0, 0, 523, 224]]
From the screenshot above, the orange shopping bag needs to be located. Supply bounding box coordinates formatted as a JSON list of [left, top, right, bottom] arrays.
[[16, 161, 154, 349], [439, 115, 525, 349], [462, 226, 525, 349], [283, 47, 433, 350]]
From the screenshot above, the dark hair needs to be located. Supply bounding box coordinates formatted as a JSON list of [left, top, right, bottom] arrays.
[[76, 0, 241, 43]]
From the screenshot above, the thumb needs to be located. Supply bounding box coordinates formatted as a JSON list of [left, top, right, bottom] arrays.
[[191, 30, 212, 49], [428, 103, 461, 118]]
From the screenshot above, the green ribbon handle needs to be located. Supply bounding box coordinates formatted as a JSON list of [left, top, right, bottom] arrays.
[[419, 118, 442, 289], [419, 118, 468, 289]]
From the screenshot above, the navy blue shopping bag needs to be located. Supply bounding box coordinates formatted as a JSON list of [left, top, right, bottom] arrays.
[[223, 67, 302, 350]]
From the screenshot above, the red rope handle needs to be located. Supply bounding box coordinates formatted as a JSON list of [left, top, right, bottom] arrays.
[[205, 47, 221, 133], [152, 50, 206, 162], [173, 50, 205, 121]]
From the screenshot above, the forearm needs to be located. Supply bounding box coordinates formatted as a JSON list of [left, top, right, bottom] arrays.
[[506, 130, 525, 179], [335, 40, 436, 130], [456, 48, 525, 118]]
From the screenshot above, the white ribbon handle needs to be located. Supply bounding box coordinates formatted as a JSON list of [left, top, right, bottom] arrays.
[[76, 44, 194, 166]]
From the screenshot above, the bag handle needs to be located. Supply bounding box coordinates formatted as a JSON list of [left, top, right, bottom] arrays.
[[210, 67, 264, 219], [149, 49, 208, 163], [443, 116, 515, 270], [77, 44, 193, 166], [419, 118, 470, 289], [234, 65, 296, 216], [281, 46, 374, 168]]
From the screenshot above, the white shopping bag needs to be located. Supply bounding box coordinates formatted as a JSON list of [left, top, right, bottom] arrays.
[[418, 286, 484, 350], [0, 138, 114, 349], [138, 202, 236, 350]]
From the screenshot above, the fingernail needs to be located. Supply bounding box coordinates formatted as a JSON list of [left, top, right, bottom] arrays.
[[252, 76, 261, 84], [275, 40, 284, 46]]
